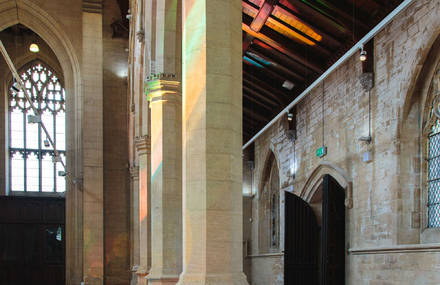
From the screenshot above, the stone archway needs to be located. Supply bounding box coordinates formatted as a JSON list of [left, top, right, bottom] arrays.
[[300, 161, 353, 209], [0, 2, 82, 284]]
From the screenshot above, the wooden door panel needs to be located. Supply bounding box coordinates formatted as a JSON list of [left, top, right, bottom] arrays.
[[0, 196, 65, 285], [321, 175, 345, 285], [284, 192, 319, 285]]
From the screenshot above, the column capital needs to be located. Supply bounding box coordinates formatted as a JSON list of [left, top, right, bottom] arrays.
[[135, 136, 151, 155], [83, 0, 102, 13], [145, 73, 181, 104]]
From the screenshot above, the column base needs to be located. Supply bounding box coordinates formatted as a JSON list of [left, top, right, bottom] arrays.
[[131, 265, 139, 285], [146, 273, 179, 285], [177, 273, 249, 285], [136, 267, 149, 285]]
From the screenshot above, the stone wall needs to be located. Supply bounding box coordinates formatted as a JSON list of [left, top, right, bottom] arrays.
[[244, 1, 440, 284], [102, 0, 130, 284]]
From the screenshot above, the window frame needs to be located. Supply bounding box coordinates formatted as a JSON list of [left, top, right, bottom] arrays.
[[7, 60, 66, 196]]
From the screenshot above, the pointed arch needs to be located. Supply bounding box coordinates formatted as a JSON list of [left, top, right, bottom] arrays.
[[258, 150, 281, 252], [0, 1, 83, 283], [300, 161, 353, 209]]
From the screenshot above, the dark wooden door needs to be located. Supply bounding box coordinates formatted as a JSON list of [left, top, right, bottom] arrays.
[[284, 192, 319, 285], [0, 196, 65, 285], [321, 175, 345, 285]]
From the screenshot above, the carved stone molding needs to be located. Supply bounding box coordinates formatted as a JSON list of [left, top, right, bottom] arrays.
[[129, 165, 139, 180], [145, 74, 181, 104], [134, 136, 151, 155], [83, 0, 102, 13]]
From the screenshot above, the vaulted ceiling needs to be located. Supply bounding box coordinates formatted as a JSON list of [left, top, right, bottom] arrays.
[[117, 0, 404, 142]]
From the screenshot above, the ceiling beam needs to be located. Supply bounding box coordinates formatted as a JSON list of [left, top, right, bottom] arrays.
[[243, 0, 279, 53], [243, 70, 291, 104], [243, 22, 324, 73], [246, 47, 305, 82], [250, 0, 279, 32], [243, 59, 297, 87], [243, 1, 336, 54], [274, 2, 342, 48], [252, 39, 314, 77], [243, 84, 281, 108], [243, 92, 275, 112], [243, 107, 270, 123]]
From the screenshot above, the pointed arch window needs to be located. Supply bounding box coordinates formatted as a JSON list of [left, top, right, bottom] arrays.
[[8, 61, 66, 193]]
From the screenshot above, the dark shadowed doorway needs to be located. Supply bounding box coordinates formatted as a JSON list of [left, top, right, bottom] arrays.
[[284, 174, 345, 285]]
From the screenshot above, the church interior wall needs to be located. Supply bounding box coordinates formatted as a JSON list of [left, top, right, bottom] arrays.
[[244, 1, 440, 284], [102, 0, 130, 284]]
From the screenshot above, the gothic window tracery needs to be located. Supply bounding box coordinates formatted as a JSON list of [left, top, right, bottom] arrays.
[[8, 61, 66, 193]]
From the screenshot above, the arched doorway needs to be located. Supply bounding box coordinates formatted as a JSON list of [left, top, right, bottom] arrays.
[[284, 175, 346, 285]]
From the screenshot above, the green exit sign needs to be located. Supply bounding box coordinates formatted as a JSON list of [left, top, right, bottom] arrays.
[[316, 146, 327, 158]]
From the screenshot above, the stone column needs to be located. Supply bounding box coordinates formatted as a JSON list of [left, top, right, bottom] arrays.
[[146, 75, 182, 285], [82, 1, 104, 284], [135, 136, 152, 285], [130, 165, 140, 285], [178, 0, 248, 284]]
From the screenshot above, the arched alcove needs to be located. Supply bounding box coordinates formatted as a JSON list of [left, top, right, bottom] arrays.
[[0, 2, 82, 283], [258, 151, 280, 253], [399, 31, 440, 244]]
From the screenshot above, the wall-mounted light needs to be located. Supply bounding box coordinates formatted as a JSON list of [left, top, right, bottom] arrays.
[[29, 43, 39, 53], [287, 112, 293, 121], [360, 46, 367, 62]]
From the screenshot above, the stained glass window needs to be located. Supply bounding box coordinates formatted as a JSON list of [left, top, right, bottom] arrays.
[[8, 61, 66, 193]]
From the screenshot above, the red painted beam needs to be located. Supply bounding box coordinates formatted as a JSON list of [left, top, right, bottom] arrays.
[[250, 0, 278, 32], [243, 0, 279, 53]]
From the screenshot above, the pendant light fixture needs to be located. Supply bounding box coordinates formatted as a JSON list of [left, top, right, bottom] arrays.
[[29, 43, 39, 53]]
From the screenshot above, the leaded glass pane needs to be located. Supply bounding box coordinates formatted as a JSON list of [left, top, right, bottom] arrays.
[[56, 111, 65, 151], [42, 153, 54, 192], [56, 154, 66, 193], [428, 111, 440, 227], [10, 109, 24, 148], [41, 110, 54, 150], [8, 61, 65, 193], [10, 152, 24, 191], [26, 109, 38, 150], [428, 204, 440, 228], [26, 153, 39, 192]]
